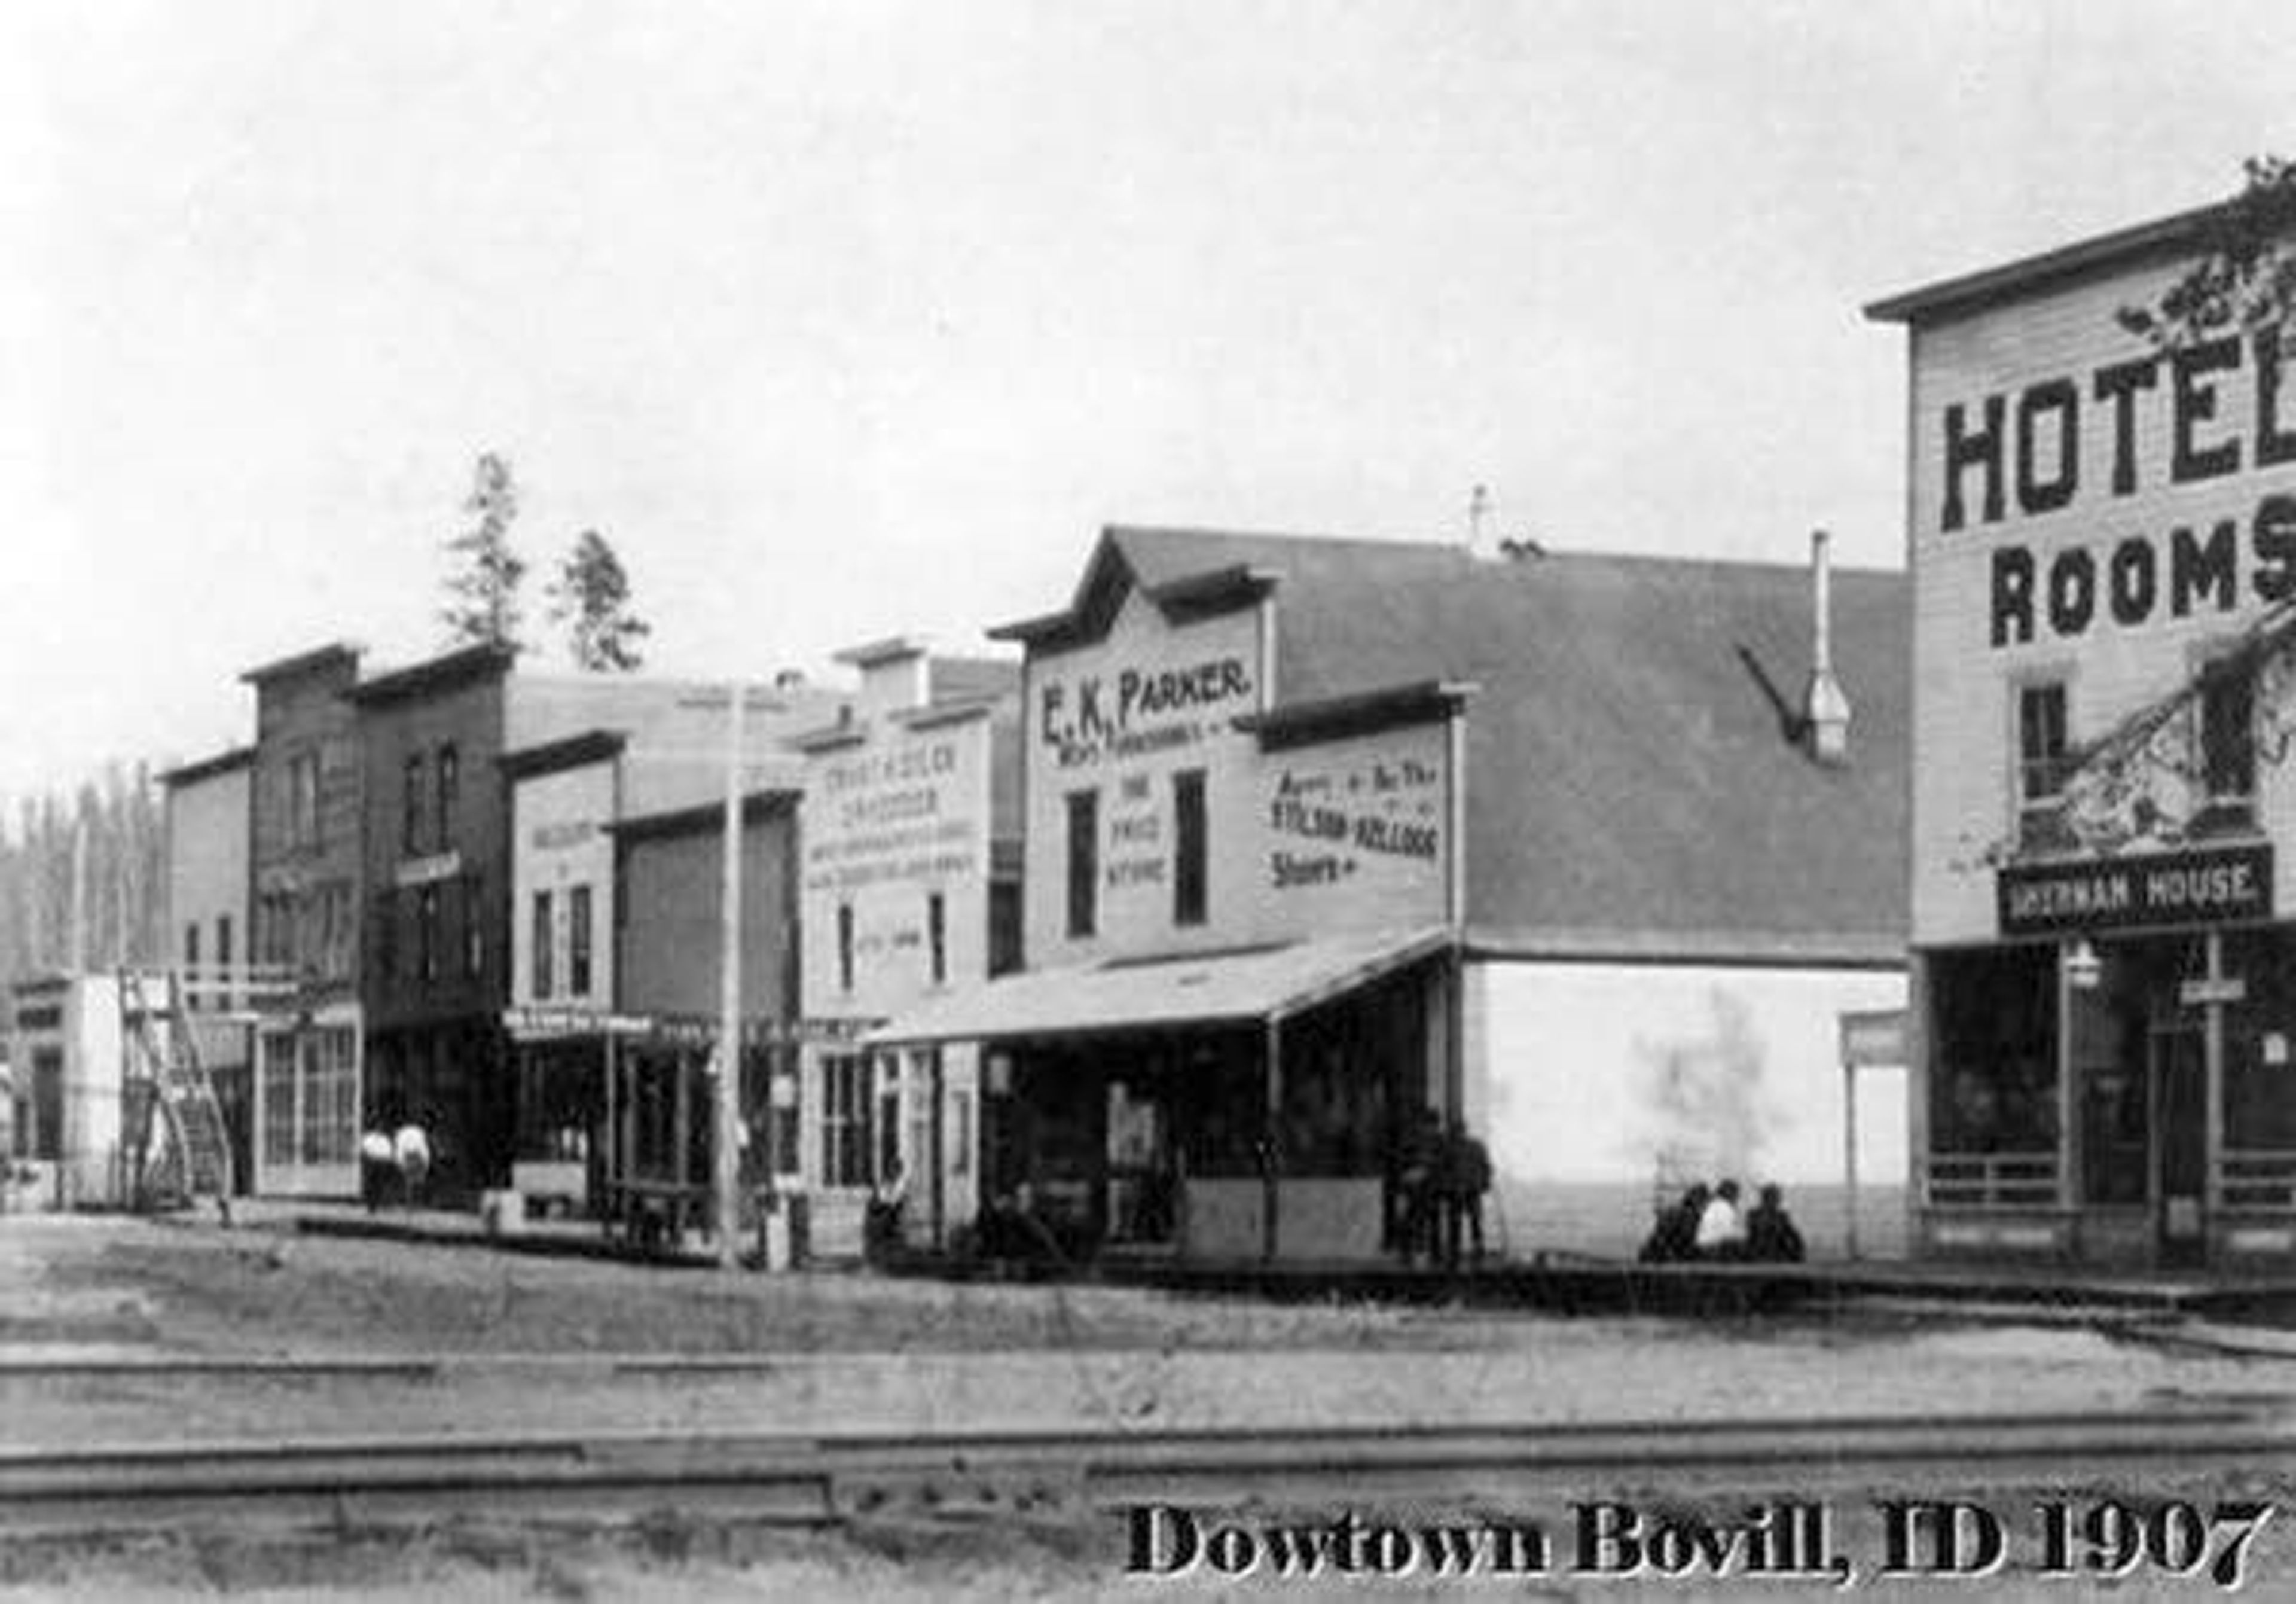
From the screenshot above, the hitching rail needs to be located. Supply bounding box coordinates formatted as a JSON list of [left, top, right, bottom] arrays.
[[2, 1407, 2292, 1535]]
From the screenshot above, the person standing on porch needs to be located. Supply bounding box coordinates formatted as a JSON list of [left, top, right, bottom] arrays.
[[392, 1119, 432, 1212], [359, 1127, 396, 1213]]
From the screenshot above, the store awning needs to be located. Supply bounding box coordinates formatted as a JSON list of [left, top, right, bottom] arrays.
[[865, 926, 1454, 1047]]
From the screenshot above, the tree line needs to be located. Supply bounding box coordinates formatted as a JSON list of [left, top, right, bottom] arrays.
[[0, 766, 170, 990], [0, 452, 651, 1008]]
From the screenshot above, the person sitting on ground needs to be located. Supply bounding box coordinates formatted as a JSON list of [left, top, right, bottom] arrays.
[[1694, 1178, 1748, 1260], [392, 1118, 432, 1212], [1639, 1182, 1708, 1263], [358, 1126, 396, 1214], [1744, 1182, 1806, 1263]]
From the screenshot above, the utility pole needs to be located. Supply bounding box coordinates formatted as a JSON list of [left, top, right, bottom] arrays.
[[717, 681, 745, 1271]]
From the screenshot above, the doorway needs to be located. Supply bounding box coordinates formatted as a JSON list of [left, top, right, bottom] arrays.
[[2151, 1024, 2207, 1268]]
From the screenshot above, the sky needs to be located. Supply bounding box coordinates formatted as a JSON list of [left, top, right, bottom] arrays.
[[6, 0, 2296, 806]]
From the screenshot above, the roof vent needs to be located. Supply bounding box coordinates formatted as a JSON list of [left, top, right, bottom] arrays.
[[1803, 529, 1852, 766]]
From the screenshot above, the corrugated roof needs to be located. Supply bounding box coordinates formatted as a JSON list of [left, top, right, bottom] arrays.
[[867, 925, 1452, 1044], [1100, 527, 1910, 955]]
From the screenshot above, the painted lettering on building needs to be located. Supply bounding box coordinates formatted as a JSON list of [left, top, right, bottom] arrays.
[[804, 736, 981, 895], [1263, 751, 1442, 895], [1996, 842, 2274, 937], [1929, 330, 2296, 648], [1037, 657, 1253, 770]]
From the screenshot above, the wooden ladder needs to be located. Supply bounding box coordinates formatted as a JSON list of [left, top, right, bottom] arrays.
[[121, 969, 234, 1223]]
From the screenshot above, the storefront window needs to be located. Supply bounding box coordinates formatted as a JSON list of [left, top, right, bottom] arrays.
[[1929, 946, 2057, 1155], [821, 1053, 874, 1186], [2071, 936, 2203, 1206], [2224, 928, 2296, 1153]]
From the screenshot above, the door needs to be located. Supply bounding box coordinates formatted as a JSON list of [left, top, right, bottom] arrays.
[[2152, 1026, 2207, 1268]]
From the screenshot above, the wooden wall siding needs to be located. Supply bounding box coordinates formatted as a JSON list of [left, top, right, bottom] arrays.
[[250, 660, 363, 1001], [1909, 257, 2296, 944]]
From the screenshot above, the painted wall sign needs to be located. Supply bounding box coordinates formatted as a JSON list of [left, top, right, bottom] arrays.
[[1036, 655, 1254, 770], [1931, 333, 2296, 651], [1265, 749, 1442, 892], [1996, 842, 2274, 937], [804, 736, 978, 895]]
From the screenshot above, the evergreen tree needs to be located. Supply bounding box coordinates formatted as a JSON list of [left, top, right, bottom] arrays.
[[441, 452, 527, 652], [547, 528, 652, 671]]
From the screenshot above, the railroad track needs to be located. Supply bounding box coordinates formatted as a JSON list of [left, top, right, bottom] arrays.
[[4, 1405, 2292, 1536]]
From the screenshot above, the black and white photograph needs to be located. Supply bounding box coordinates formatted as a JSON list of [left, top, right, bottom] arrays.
[[6, 2, 2296, 1597]]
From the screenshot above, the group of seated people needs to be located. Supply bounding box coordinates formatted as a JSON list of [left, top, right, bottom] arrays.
[[1638, 1178, 1805, 1264]]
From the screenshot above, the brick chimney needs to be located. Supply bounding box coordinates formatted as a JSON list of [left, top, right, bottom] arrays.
[[1803, 529, 1851, 764]]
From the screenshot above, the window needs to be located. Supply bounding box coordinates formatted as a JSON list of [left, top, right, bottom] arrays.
[[569, 885, 593, 998], [289, 751, 320, 849], [2015, 681, 2071, 852], [532, 891, 554, 999], [1173, 768, 1207, 925], [1066, 789, 1098, 938], [402, 755, 425, 856], [184, 922, 200, 971], [462, 872, 484, 978], [215, 916, 233, 1010], [417, 885, 440, 983], [837, 903, 855, 993], [30, 1049, 61, 1160], [320, 882, 353, 981], [300, 1027, 358, 1164], [260, 1032, 296, 1169], [2198, 656, 2257, 825], [820, 1053, 874, 1187], [950, 1087, 973, 1178], [374, 891, 397, 984], [989, 880, 1022, 976], [436, 744, 460, 849], [927, 892, 947, 985]]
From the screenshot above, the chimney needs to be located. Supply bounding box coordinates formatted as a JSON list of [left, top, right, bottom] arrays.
[[1803, 529, 1852, 765]]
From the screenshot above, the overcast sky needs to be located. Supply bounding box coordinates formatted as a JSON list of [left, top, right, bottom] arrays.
[[5, 0, 2295, 806]]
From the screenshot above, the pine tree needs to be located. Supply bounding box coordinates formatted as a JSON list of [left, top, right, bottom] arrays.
[[547, 529, 652, 672], [441, 452, 527, 653]]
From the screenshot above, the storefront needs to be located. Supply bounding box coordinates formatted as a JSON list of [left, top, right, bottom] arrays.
[[872, 926, 1453, 1260], [1871, 200, 2296, 1267], [793, 638, 1021, 1261]]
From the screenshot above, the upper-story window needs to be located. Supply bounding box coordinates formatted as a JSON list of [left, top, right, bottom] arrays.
[[927, 891, 947, 984], [569, 885, 593, 998], [532, 890, 554, 999], [436, 744, 460, 849], [289, 751, 321, 849], [2015, 679, 2071, 853], [402, 755, 425, 856], [1066, 789, 1098, 938], [462, 871, 484, 978], [2197, 655, 2258, 831], [215, 915, 233, 1010], [416, 885, 441, 984], [1173, 769, 1207, 926], [184, 922, 200, 971], [837, 903, 856, 993]]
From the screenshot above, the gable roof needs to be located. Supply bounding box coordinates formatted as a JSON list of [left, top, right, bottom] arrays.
[[1864, 197, 2228, 327], [1082, 527, 1910, 960]]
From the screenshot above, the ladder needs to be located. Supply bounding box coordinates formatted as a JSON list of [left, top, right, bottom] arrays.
[[120, 969, 234, 1224]]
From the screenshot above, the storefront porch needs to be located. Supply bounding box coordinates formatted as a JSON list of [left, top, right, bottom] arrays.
[[1917, 922, 2296, 1271], [869, 926, 1458, 1265]]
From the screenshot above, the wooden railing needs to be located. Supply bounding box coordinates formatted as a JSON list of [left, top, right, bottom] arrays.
[[2218, 1151, 2296, 1214], [1924, 1152, 2060, 1209]]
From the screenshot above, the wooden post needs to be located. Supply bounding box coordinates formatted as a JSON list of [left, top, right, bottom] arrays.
[[715, 687, 746, 1269], [602, 1027, 618, 1229], [1263, 1017, 1282, 1263], [1843, 1059, 1860, 1261]]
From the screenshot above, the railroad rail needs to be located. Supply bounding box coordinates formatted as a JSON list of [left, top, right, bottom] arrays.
[[4, 1406, 2292, 1537]]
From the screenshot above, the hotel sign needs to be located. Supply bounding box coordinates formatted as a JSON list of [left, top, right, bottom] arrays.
[[1997, 843, 2273, 938]]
